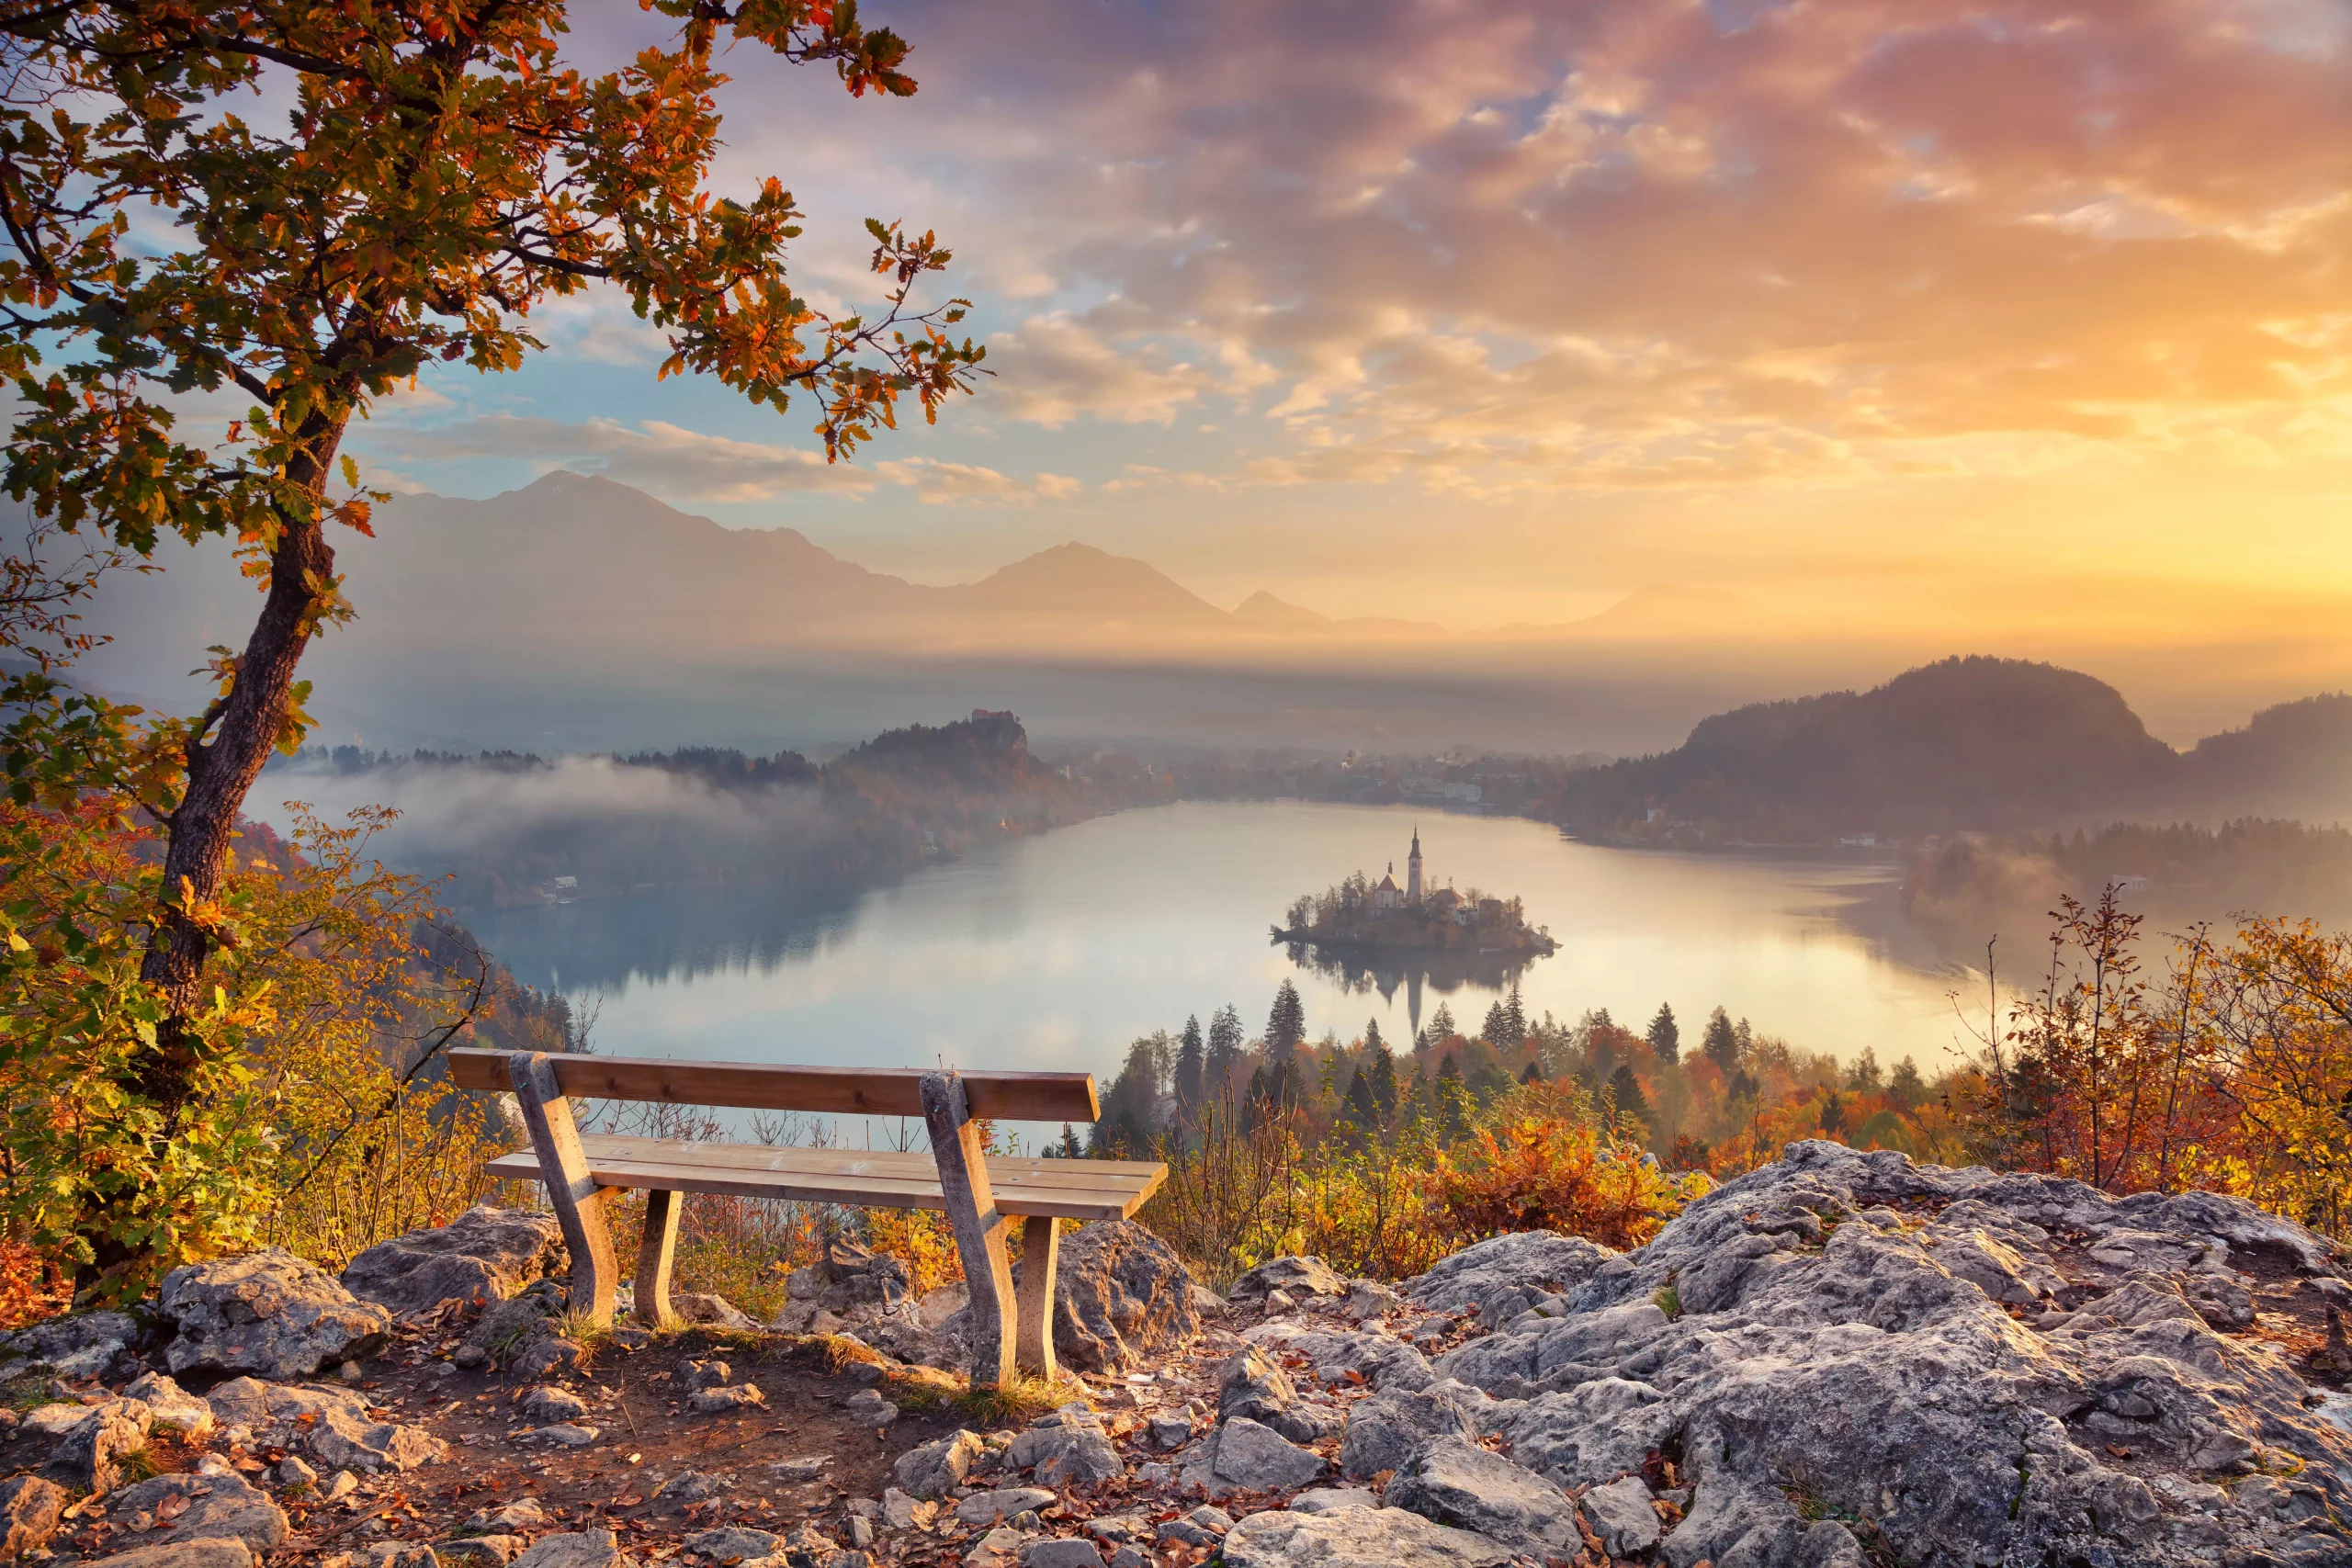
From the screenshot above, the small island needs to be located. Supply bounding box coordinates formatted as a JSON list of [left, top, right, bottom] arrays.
[[1271, 827, 1558, 956]]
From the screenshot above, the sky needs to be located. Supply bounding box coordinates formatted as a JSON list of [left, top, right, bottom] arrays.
[[342, 0, 2352, 653]]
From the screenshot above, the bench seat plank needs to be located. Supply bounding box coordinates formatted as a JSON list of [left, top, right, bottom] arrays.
[[448, 1047, 1100, 1123], [484, 1134, 1165, 1222], [518, 1134, 1162, 1189]]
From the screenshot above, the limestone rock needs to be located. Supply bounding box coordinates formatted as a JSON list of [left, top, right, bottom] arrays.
[[1289, 1489, 1376, 1514], [1402, 1231, 1616, 1322], [1202, 1416, 1326, 1492], [109, 1473, 288, 1552], [520, 1386, 590, 1424], [1245, 1323, 1433, 1393], [1337, 1385, 1477, 1482], [510, 1531, 634, 1568], [775, 1241, 910, 1333], [461, 1280, 566, 1362], [1580, 1476, 1662, 1558], [1006, 1412, 1120, 1487], [892, 1431, 984, 1500], [1430, 1140, 2352, 1568], [671, 1294, 762, 1334], [523, 1424, 599, 1447], [687, 1384, 764, 1415], [204, 1378, 446, 1473], [465, 1499, 550, 1533], [1017, 1542, 1102, 1568], [20, 1403, 90, 1438], [358, 1547, 441, 1568], [0, 1310, 140, 1378], [439, 1539, 524, 1566], [1037, 1221, 1201, 1373], [80, 1540, 255, 1568], [1384, 1437, 1577, 1560], [878, 1489, 935, 1530], [1217, 1506, 1512, 1568], [684, 1528, 780, 1562], [47, 1398, 153, 1494], [652, 1476, 724, 1505], [1228, 1257, 1346, 1307], [511, 1336, 585, 1383], [161, 1249, 391, 1381], [124, 1372, 215, 1438], [956, 1490, 1057, 1528], [0, 1474, 67, 1558], [1216, 1345, 1296, 1426], [341, 1207, 566, 1314]]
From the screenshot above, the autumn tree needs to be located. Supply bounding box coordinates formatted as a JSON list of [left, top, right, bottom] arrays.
[[0, 0, 983, 1284]]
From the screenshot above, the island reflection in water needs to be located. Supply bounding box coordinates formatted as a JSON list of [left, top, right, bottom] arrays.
[[474, 800, 1978, 1090], [1282, 937, 1547, 1021]]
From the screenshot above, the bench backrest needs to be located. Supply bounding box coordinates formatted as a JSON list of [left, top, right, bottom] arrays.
[[445, 1046, 1101, 1123]]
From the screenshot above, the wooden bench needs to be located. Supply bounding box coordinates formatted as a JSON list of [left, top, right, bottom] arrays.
[[448, 1047, 1166, 1384]]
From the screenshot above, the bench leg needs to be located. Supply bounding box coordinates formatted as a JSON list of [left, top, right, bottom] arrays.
[[509, 1051, 619, 1325], [1015, 1214, 1059, 1380], [636, 1189, 681, 1326], [922, 1070, 1017, 1387]]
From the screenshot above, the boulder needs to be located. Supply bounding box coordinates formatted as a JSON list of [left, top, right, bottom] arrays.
[[202, 1378, 446, 1473], [0, 1310, 140, 1378], [1580, 1476, 1662, 1558], [1245, 1324, 1433, 1393], [1402, 1231, 1616, 1322], [1337, 1385, 1478, 1482], [79, 1541, 255, 1568], [1037, 1222, 1201, 1373], [653, 1476, 725, 1505], [955, 1490, 1057, 1528], [1228, 1257, 1347, 1307], [108, 1473, 288, 1552], [47, 1399, 153, 1494], [124, 1372, 215, 1438], [520, 1387, 591, 1425], [1428, 1140, 2352, 1568], [1216, 1345, 1296, 1426], [1019, 1542, 1102, 1568], [1288, 1489, 1376, 1514], [1007, 1411, 1121, 1487], [892, 1430, 985, 1499], [686, 1384, 764, 1415], [0, 1474, 67, 1559], [670, 1294, 761, 1333], [774, 1241, 910, 1333], [462, 1280, 566, 1359], [1217, 1507, 1512, 1568], [341, 1207, 566, 1314], [683, 1528, 779, 1562], [1203, 1416, 1326, 1492], [160, 1248, 391, 1381], [465, 1499, 551, 1533], [1383, 1437, 1578, 1561], [510, 1532, 633, 1568]]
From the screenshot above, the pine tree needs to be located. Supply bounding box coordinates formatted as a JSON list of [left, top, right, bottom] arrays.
[[1341, 1069, 1382, 1142], [1265, 980, 1306, 1062], [1206, 1004, 1245, 1094], [1367, 1038, 1399, 1121], [1500, 981, 1526, 1047], [1481, 999, 1511, 1044], [1364, 1018, 1385, 1055], [1175, 1014, 1206, 1121], [1646, 1002, 1681, 1064], [1430, 1001, 1457, 1043], [1609, 1063, 1654, 1126], [1436, 1055, 1469, 1141], [1520, 1059, 1543, 1084], [1820, 1090, 1848, 1138], [1702, 1006, 1740, 1073]]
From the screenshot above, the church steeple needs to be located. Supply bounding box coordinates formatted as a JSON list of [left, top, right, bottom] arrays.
[[1407, 823, 1424, 904]]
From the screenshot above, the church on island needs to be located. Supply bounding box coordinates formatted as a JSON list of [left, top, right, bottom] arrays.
[[1275, 828, 1553, 953]]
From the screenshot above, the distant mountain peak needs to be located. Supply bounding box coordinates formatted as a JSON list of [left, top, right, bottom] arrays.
[[1232, 591, 1335, 630]]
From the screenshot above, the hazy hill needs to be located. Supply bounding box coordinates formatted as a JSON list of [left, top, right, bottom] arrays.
[[2185, 693, 2352, 820], [1542, 656, 2184, 839]]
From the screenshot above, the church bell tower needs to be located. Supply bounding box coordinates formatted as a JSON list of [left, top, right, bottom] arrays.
[[1407, 825, 1423, 904]]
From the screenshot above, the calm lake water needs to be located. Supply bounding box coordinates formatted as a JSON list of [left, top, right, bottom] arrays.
[[477, 802, 1981, 1134]]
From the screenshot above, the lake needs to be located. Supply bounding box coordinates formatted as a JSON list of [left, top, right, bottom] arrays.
[[476, 802, 1984, 1135]]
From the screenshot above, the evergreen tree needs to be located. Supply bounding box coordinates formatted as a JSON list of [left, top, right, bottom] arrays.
[[1608, 1063, 1654, 1125], [1057, 1123, 1082, 1157], [1481, 998, 1511, 1044], [1206, 1003, 1245, 1093], [1887, 1055, 1928, 1111], [1341, 1068, 1382, 1141], [1363, 1018, 1385, 1055], [1430, 1001, 1457, 1043], [1436, 1055, 1469, 1141], [1500, 981, 1527, 1047], [1367, 1037, 1399, 1121], [1645, 1002, 1681, 1064], [1521, 1059, 1543, 1084], [1266, 980, 1306, 1062], [1702, 1006, 1740, 1073], [1846, 1047, 1883, 1095], [1820, 1090, 1848, 1138], [1175, 1014, 1206, 1120]]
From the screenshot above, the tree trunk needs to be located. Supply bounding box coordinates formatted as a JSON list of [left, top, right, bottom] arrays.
[[79, 409, 347, 1287]]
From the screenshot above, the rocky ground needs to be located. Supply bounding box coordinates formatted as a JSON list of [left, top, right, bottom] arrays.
[[6, 1144, 2352, 1568]]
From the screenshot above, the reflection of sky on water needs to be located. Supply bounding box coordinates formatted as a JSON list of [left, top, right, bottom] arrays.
[[478, 801, 1984, 1103]]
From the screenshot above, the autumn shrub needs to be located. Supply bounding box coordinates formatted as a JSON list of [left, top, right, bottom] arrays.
[[1430, 1085, 1702, 1250]]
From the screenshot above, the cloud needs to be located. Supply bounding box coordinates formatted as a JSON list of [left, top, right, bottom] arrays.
[[875, 457, 1082, 505], [728, 0, 2352, 493], [371, 415, 875, 502]]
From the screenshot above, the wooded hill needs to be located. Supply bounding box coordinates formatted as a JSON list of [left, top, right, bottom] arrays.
[[1537, 657, 2352, 840]]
